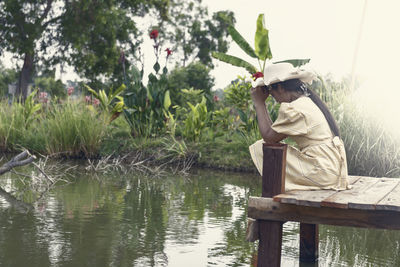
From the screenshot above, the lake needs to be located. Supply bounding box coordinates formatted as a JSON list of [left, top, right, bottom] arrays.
[[0, 166, 399, 266]]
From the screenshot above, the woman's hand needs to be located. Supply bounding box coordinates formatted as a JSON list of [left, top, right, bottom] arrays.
[[251, 85, 269, 104]]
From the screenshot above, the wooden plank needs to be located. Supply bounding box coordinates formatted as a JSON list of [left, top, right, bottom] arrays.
[[258, 144, 287, 267], [321, 177, 379, 209], [273, 176, 362, 207], [248, 197, 400, 230], [376, 181, 400, 212], [348, 178, 400, 210]]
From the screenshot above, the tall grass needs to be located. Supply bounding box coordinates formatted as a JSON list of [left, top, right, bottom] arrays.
[[0, 101, 26, 151], [0, 99, 109, 158], [313, 77, 400, 177], [39, 102, 107, 158]]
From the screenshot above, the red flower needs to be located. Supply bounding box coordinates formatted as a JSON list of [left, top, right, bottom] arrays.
[[165, 48, 172, 57], [85, 96, 91, 103], [93, 98, 100, 106], [150, 29, 159, 39], [252, 72, 264, 79], [67, 87, 74, 96], [213, 95, 220, 102], [39, 92, 48, 99]]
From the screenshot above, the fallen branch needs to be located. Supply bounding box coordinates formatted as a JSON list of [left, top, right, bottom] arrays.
[[0, 150, 36, 176]]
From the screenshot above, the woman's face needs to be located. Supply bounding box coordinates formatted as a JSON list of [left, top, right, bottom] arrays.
[[269, 84, 288, 103]]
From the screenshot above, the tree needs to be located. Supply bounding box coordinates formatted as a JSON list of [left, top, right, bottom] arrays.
[[166, 61, 214, 108], [34, 76, 66, 98], [162, 0, 236, 67], [0, 0, 175, 100], [0, 63, 18, 97]]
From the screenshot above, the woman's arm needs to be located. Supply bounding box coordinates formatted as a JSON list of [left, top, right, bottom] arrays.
[[251, 86, 287, 144]]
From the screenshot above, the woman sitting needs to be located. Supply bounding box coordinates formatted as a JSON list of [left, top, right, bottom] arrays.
[[249, 63, 350, 191]]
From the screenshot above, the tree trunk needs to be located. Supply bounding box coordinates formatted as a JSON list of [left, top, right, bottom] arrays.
[[17, 52, 35, 102]]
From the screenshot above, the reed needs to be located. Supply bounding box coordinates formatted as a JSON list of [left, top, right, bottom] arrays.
[[39, 101, 107, 158], [313, 77, 400, 177]]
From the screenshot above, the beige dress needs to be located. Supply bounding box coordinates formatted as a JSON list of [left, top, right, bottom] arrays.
[[249, 96, 350, 191]]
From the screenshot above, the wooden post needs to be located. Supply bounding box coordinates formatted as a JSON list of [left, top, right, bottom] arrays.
[[300, 223, 319, 262], [257, 144, 287, 267]]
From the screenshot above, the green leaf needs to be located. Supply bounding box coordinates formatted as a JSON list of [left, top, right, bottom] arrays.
[[85, 85, 99, 99], [146, 87, 153, 102], [153, 62, 160, 73], [273, 59, 311, 67], [111, 84, 126, 99], [255, 14, 272, 60], [163, 66, 168, 74], [237, 109, 248, 124], [228, 26, 257, 58], [212, 52, 257, 74], [164, 90, 171, 110]]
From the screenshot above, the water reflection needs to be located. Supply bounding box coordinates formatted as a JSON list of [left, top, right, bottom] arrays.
[[0, 167, 399, 266]]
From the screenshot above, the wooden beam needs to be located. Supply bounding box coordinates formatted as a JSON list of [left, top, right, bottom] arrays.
[[248, 197, 400, 230], [257, 144, 287, 267], [376, 182, 400, 212]]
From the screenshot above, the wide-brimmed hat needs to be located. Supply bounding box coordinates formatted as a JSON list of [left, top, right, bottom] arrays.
[[250, 62, 316, 88]]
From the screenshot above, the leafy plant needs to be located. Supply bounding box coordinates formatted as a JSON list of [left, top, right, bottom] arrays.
[[85, 84, 127, 122], [123, 65, 171, 137], [39, 101, 107, 158], [15, 90, 42, 129], [181, 96, 210, 141], [212, 14, 310, 75]]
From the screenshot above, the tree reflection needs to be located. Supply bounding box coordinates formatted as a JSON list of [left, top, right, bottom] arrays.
[[2, 167, 400, 267]]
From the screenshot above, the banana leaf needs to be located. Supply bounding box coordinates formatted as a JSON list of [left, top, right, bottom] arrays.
[[273, 59, 311, 67], [228, 26, 257, 58], [255, 14, 272, 60], [163, 90, 171, 110], [212, 52, 257, 74]]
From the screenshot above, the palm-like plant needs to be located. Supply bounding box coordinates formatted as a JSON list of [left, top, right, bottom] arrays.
[[212, 14, 310, 74]]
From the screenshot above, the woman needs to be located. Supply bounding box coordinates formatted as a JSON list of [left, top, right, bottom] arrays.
[[249, 63, 350, 191]]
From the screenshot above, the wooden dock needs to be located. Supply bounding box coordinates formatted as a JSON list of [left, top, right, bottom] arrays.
[[247, 144, 400, 267]]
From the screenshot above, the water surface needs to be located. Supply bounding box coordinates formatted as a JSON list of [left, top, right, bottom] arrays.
[[0, 167, 399, 266]]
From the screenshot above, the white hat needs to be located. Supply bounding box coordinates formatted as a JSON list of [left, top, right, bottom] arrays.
[[250, 62, 316, 88]]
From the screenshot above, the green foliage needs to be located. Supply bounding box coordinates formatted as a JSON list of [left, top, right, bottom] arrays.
[[123, 66, 171, 137], [228, 26, 257, 58], [17, 90, 42, 128], [255, 14, 272, 61], [40, 102, 107, 158], [223, 77, 279, 145], [180, 96, 211, 141], [0, 101, 26, 151], [86, 84, 127, 122], [211, 52, 257, 74], [0, 0, 187, 98], [34, 76, 67, 98], [212, 13, 310, 74], [0, 65, 17, 97], [166, 61, 215, 109], [273, 59, 311, 67], [163, 0, 236, 67], [210, 107, 235, 137]]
